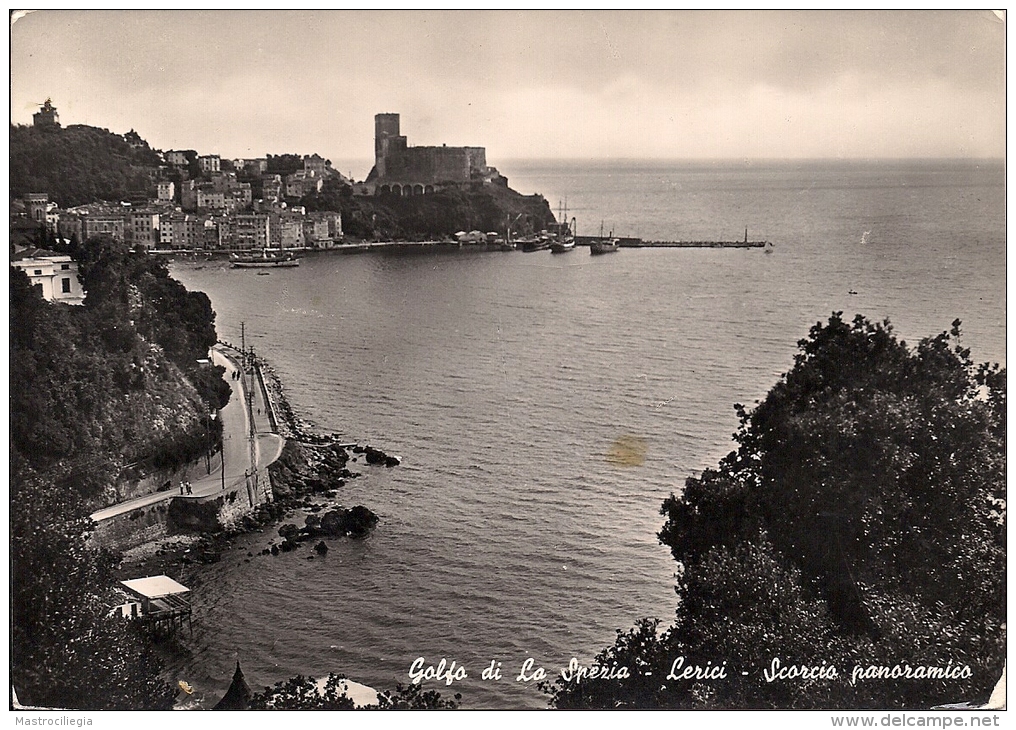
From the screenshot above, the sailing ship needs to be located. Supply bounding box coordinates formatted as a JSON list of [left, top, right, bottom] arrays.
[[549, 202, 576, 253]]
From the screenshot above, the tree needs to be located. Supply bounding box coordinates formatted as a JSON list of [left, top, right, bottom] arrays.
[[265, 153, 303, 178], [546, 313, 1005, 709], [249, 674, 356, 709], [248, 674, 461, 709], [300, 176, 350, 213], [372, 683, 461, 709], [10, 123, 161, 206], [11, 459, 176, 709], [10, 240, 235, 707]]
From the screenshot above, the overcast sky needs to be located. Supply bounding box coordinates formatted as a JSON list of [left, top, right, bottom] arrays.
[[9, 10, 1006, 173]]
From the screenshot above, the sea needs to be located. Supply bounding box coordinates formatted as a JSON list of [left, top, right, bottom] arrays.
[[168, 159, 1005, 709]]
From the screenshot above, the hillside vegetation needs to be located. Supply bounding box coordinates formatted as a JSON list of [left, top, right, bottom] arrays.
[[10, 124, 161, 207], [301, 178, 557, 240], [10, 235, 234, 708], [543, 314, 1005, 709]]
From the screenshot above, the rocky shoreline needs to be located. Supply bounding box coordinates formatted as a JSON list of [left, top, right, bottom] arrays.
[[117, 353, 399, 577]]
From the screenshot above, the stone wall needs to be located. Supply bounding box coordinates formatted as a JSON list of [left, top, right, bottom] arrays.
[[91, 502, 170, 552], [90, 470, 273, 552], [385, 146, 471, 184]]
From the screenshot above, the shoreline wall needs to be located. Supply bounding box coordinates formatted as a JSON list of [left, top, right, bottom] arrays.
[[91, 502, 170, 552], [90, 475, 274, 552]]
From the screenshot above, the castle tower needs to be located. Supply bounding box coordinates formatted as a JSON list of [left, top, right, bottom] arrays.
[[374, 113, 401, 178], [33, 98, 60, 128], [24, 193, 49, 222]]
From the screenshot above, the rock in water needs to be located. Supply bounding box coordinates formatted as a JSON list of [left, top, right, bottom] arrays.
[[346, 505, 379, 537], [314, 541, 329, 555], [319, 509, 347, 536]]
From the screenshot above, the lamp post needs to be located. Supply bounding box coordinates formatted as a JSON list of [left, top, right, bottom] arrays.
[[210, 411, 222, 486], [205, 413, 212, 474]]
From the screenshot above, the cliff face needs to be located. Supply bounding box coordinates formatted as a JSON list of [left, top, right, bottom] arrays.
[[305, 181, 557, 240]]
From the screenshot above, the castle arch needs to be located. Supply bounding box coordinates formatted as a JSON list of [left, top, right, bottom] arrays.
[[413, 184, 424, 196]]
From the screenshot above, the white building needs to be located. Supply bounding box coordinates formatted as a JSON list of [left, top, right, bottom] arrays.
[[199, 155, 221, 174], [157, 181, 176, 203], [197, 189, 226, 210], [11, 249, 84, 304]]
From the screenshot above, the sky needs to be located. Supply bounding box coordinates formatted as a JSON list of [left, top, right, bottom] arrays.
[[9, 10, 1006, 176]]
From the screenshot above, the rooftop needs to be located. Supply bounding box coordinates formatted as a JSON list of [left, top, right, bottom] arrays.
[[121, 575, 190, 600]]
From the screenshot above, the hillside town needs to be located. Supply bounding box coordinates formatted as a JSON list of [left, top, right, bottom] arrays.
[[11, 101, 556, 303], [14, 99, 347, 258]]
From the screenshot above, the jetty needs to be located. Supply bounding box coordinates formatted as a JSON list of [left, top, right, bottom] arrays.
[[574, 236, 767, 249], [161, 234, 771, 259]]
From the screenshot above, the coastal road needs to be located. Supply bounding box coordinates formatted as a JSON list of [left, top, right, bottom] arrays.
[[90, 346, 281, 522]]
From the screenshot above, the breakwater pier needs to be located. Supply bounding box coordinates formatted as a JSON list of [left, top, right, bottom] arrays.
[[161, 236, 770, 260], [574, 235, 767, 249]]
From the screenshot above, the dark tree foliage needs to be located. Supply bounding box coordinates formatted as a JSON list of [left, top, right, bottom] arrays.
[[265, 153, 304, 178], [10, 237, 237, 708], [545, 313, 1005, 709], [249, 674, 356, 709], [10, 123, 161, 207], [12, 239, 228, 498], [74, 236, 224, 406], [372, 683, 461, 709], [299, 176, 352, 213], [11, 455, 176, 709], [306, 183, 556, 241], [249, 674, 461, 710]]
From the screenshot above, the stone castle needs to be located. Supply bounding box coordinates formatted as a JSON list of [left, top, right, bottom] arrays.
[[363, 113, 505, 196]]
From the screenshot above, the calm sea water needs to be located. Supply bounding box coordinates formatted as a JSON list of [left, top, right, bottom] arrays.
[[169, 159, 1004, 709]]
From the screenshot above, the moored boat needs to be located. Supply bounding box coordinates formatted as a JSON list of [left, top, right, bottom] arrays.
[[590, 238, 619, 255], [589, 221, 619, 255], [230, 249, 301, 268], [549, 203, 575, 253], [519, 234, 551, 252]]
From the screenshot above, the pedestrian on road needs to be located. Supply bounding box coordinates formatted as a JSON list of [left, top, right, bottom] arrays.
[[180, 481, 185, 495], [186, 481, 193, 495]]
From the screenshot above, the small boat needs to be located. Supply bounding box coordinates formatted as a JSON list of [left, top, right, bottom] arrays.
[[550, 239, 575, 254], [230, 249, 301, 268], [589, 222, 619, 255], [256, 271, 271, 276], [519, 234, 550, 253], [590, 239, 619, 255]]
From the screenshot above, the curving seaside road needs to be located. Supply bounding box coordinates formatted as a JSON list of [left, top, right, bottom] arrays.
[[89, 345, 283, 523]]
